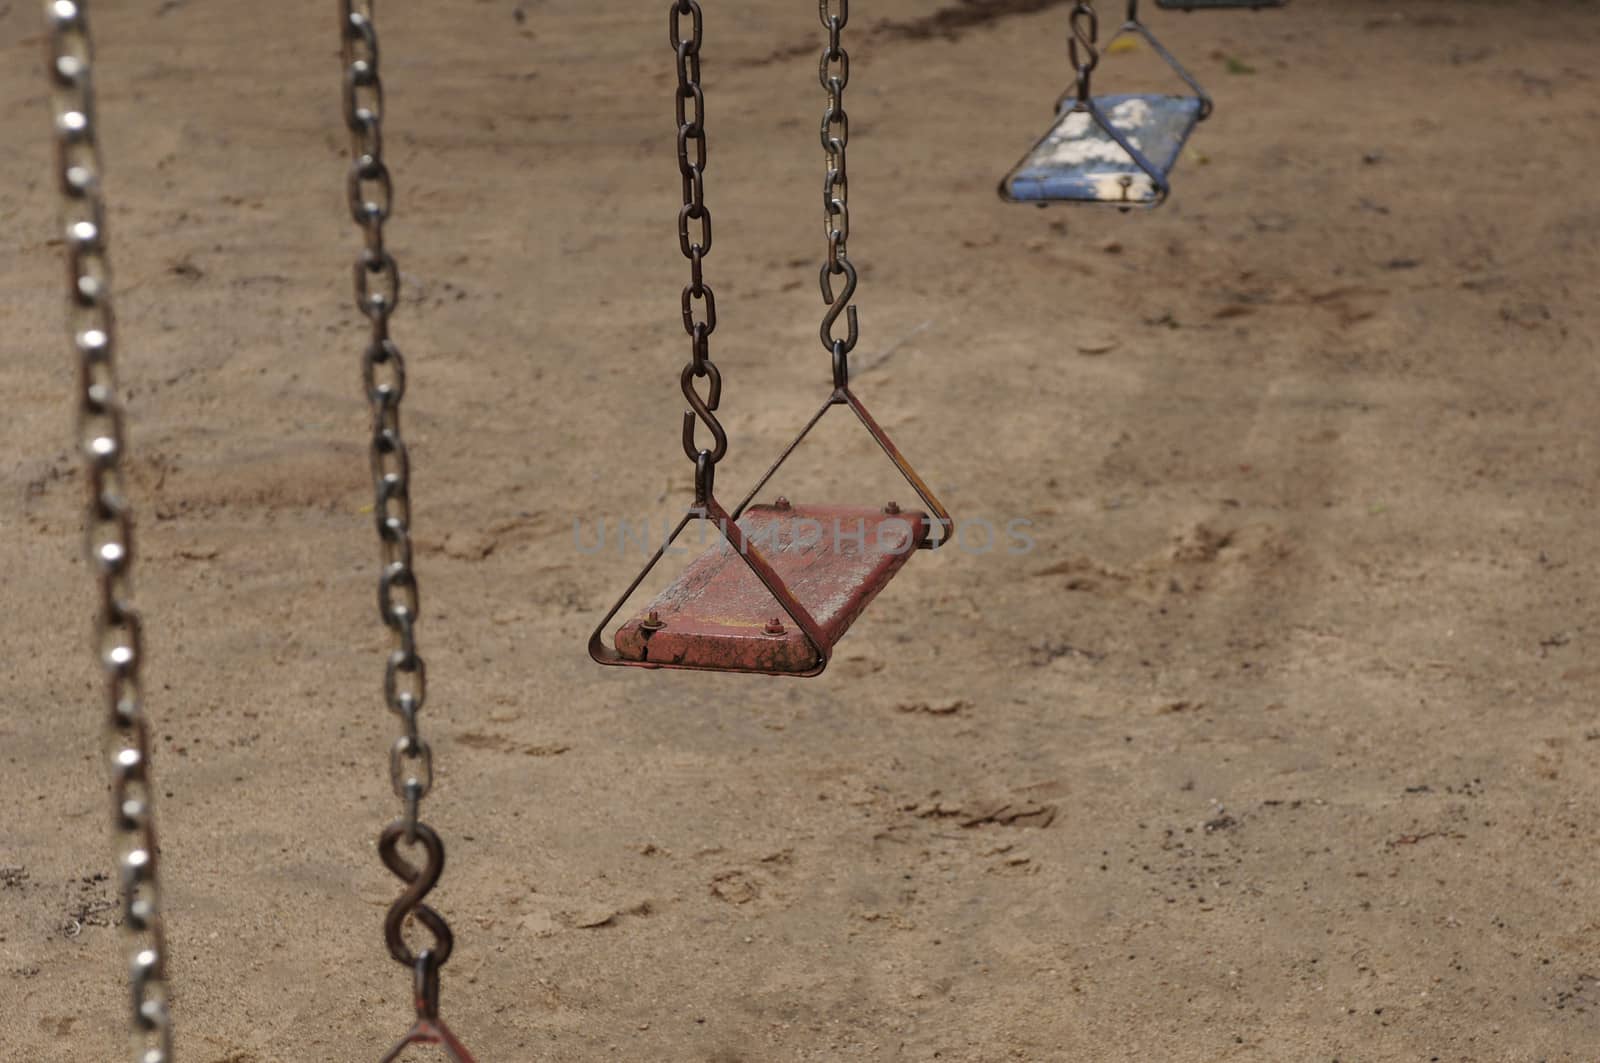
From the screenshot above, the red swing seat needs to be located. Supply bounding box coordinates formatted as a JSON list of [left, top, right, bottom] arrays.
[[614, 501, 925, 673]]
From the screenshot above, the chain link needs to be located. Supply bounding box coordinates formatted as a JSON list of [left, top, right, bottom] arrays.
[[819, 0, 859, 386], [44, 3, 174, 1060], [1069, 1, 1101, 104], [819, 0, 850, 270], [671, 0, 726, 495], [339, 0, 459, 1026]]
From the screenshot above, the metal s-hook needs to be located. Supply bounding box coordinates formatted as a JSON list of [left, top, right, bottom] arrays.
[[819, 257, 859, 360], [377, 819, 455, 969], [1068, 1, 1101, 105], [680, 358, 727, 465]]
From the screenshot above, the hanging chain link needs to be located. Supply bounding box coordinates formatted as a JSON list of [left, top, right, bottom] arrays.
[[671, 0, 726, 499], [818, 0, 859, 389], [1069, 1, 1101, 104], [338, 0, 463, 1038], [44, 3, 174, 1060]]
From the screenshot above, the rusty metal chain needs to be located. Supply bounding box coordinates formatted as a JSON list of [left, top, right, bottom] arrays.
[[43, 3, 174, 1060], [671, 0, 726, 499], [338, 4, 471, 1056], [1069, 1, 1101, 104], [818, 0, 859, 389]]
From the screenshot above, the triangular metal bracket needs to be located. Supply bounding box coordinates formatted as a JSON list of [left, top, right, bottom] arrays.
[[1106, 4, 1214, 120], [729, 385, 953, 551], [380, 1019, 477, 1062], [588, 495, 833, 676]]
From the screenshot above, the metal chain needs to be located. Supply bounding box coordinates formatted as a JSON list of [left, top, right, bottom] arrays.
[[672, 0, 726, 499], [1069, 1, 1101, 104], [44, 3, 174, 1060], [819, 0, 859, 388], [338, 0, 461, 1034]]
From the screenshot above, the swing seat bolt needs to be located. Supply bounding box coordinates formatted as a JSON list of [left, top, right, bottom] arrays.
[[884, 501, 901, 515], [774, 496, 792, 511], [642, 610, 667, 631], [764, 617, 785, 635]]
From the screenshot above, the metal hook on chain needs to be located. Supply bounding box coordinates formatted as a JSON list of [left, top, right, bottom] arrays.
[[819, 257, 859, 365], [1069, 1, 1101, 104], [378, 819, 454, 969], [680, 359, 727, 465]]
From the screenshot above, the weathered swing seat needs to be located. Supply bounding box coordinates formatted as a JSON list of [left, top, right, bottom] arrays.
[[615, 502, 925, 674], [590, 3, 951, 680], [1001, 1, 1214, 208], [1002, 92, 1203, 206]]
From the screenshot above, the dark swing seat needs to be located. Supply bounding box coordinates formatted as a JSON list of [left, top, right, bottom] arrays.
[[614, 502, 925, 673]]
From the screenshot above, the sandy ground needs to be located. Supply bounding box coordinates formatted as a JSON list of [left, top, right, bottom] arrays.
[[5, 0, 1600, 1059]]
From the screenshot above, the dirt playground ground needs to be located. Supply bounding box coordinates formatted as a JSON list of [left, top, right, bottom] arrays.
[[5, 0, 1600, 1059]]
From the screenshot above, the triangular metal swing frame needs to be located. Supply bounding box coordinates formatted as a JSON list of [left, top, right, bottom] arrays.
[[1000, 0, 1213, 208], [589, 383, 951, 678], [729, 384, 952, 550], [381, 1009, 475, 1062]]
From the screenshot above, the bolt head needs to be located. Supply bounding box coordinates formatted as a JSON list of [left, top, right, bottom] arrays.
[[764, 617, 785, 635], [884, 501, 902, 515], [774, 496, 792, 511]]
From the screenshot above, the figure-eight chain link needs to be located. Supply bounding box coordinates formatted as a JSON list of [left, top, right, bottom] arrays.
[[1069, 1, 1101, 104], [819, 0, 860, 388], [44, 3, 173, 1060], [339, 0, 458, 1018], [672, 0, 725, 498]]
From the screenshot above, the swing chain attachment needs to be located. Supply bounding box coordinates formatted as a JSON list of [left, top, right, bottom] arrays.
[[672, 0, 726, 498], [819, 0, 859, 387], [1069, 1, 1101, 104], [44, 2, 174, 1060], [339, 5, 472, 1058]]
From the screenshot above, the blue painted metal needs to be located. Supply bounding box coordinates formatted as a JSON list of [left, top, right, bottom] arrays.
[[1001, 93, 1204, 207]]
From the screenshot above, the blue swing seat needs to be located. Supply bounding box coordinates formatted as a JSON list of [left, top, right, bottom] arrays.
[[1001, 93, 1204, 206]]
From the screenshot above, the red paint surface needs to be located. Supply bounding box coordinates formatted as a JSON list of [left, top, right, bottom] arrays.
[[615, 503, 925, 673]]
